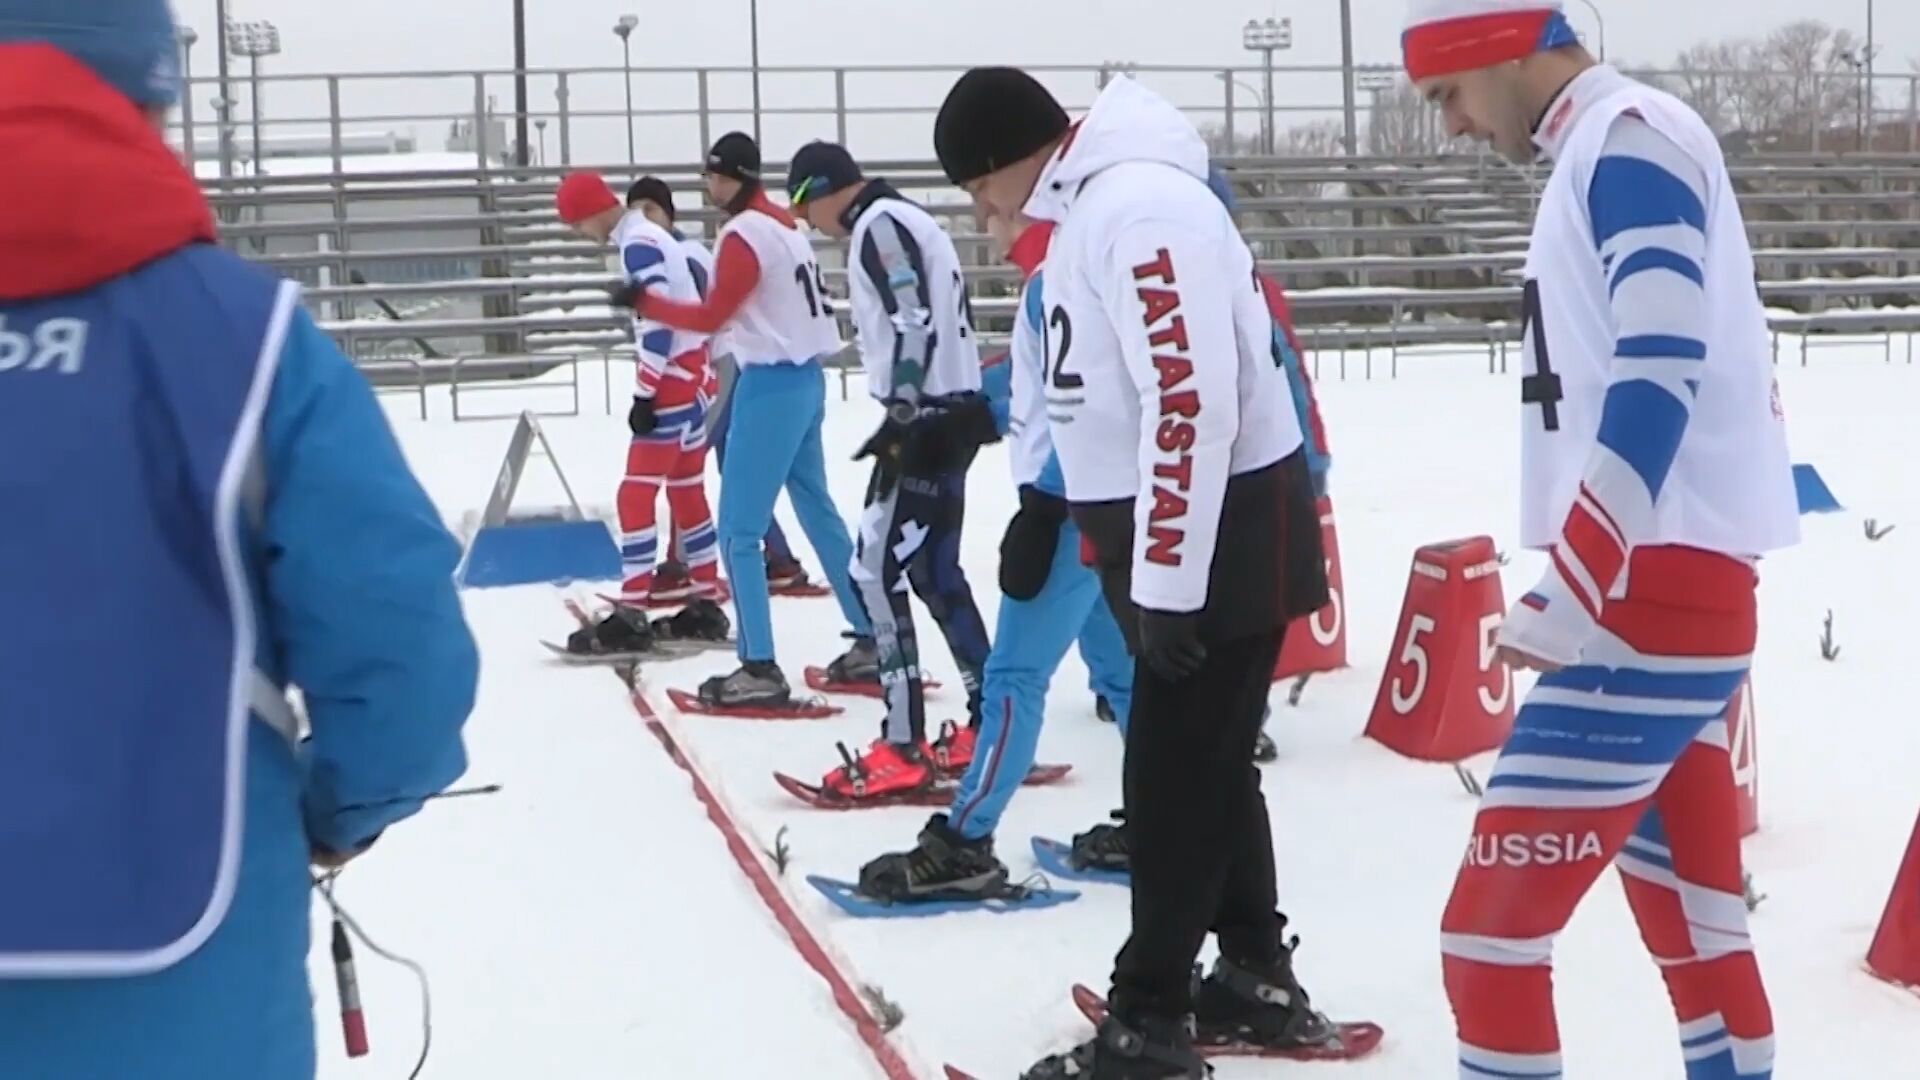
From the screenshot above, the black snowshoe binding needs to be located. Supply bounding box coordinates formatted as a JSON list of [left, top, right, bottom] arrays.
[[566, 604, 655, 657], [1021, 1006, 1210, 1079], [856, 813, 1011, 903], [652, 598, 731, 644], [825, 634, 880, 684], [1192, 927, 1340, 1051], [1070, 810, 1131, 874], [697, 660, 792, 709], [1252, 730, 1278, 764]]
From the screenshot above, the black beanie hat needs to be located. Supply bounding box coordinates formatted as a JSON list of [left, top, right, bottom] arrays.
[[626, 176, 676, 220], [705, 131, 761, 182], [934, 67, 1071, 185], [786, 141, 865, 205]]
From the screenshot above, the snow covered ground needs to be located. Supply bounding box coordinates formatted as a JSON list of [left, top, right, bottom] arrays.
[[314, 343, 1920, 1078]]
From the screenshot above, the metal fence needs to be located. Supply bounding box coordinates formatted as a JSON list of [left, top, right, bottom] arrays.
[[168, 61, 1920, 181]]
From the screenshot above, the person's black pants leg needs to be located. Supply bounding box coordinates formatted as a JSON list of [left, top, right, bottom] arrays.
[[1111, 627, 1284, 1019]]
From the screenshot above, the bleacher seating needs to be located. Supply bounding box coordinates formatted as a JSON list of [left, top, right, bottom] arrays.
[[199, 150, 1920, 396]]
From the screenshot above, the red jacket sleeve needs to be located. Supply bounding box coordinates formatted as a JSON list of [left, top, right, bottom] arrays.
[[637, 232, 759, 333], [1260, 274, 1331, 457]]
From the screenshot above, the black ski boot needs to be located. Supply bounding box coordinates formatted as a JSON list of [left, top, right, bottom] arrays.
[[653, 598, 731, 643], [857, 813, 1009, 903], [567, 604, 655, 656], [1192, 925, 1340, 1051], [1095, 695, 1118, 724], [1070, 810, 1130, 874], [825, 635, 880, 684], [1021, 1007, 1209, 1079], [698, 661, 791, 709]]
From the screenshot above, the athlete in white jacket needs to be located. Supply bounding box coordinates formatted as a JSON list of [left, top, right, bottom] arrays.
[[934, 68, 1341, 1080]]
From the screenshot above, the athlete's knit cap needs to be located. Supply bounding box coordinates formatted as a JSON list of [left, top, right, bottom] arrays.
[[1402, 0, 1578, 82], [934, 67, 1071, 185], [555, 170, 620, 225], [626, 176, 676, 219], [0, 0, 181, 106], [705, 131, 761, 182], [786, 141, 864, 205]]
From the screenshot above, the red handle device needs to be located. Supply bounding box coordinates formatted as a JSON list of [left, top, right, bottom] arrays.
[[331, 919, 370, 1058]]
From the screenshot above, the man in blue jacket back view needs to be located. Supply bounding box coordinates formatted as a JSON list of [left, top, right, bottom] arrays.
[[0, 3, 479, 1077]]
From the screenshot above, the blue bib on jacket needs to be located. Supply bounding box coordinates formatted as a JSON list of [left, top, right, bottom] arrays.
[[0, 246, 296, 977]]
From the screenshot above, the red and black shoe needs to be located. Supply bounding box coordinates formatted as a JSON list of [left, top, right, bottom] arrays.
[[822, 739, 935, 801]]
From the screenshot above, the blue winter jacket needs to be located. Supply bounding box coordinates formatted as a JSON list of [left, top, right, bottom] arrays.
[[0, 46, 476, 1079]]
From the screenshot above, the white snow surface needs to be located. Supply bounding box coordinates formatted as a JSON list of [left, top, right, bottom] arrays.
[[314, 344, 1920, 1079]]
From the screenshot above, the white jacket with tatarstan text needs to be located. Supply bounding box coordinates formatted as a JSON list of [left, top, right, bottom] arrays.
[[1021, 75, 1303, 615]]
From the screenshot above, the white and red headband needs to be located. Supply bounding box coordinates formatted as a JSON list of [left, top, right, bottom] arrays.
[[1402, 0, 1580, 82]]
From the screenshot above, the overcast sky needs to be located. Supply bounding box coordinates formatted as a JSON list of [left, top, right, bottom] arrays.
[[168, 1, 1911, 166]]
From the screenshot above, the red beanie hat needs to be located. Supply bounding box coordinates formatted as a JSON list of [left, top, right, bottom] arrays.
[[555, 171, 620, 225], [1402, 0, 1579, 83]]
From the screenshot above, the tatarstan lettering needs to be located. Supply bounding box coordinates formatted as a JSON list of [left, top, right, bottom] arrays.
[[1131, 247, 1197, 569]]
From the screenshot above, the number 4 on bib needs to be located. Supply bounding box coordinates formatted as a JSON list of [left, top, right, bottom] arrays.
[[1724, 676, 1760, 837], [1365, 535, 1515, 763]]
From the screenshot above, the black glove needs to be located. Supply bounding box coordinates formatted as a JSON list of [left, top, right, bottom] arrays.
[[905, 394, 1001, 474], [999, 485, 1069, 600], [607, 279, 643, 313], [628, 397, 657, 436], [854, 403, 913, 464], [1137, 609, 1207, 681]]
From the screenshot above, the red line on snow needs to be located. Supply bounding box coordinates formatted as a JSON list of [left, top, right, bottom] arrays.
[[624, 682, 921, 1080]]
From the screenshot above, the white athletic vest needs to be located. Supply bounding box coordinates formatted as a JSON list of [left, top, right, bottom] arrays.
[[1521, 72, 1799, 556], [717, 210, 843, 367]]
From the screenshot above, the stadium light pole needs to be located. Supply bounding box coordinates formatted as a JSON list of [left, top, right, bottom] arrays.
[[749, 0, 763, 144], [1241, 17, 1291, 156], [213, 0, 234, 178], [513, 0, 530, 168], [227, 19, 281, 176], [1338, 0, 1359, 156], [177, 26, 198, 163], [1569, 0, 1606, 61], [615, 14, 639, 163], [1356, 70, 1396, 155]]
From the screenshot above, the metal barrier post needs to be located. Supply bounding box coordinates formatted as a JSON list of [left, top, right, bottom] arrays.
[[697, 70, 712, 156], [556, 72, 573, 166], [328, 76, 345, 175], [1909, 77, 1917, 153], [1221, 71, 1235, 152], [473, 74, 490, 171], [835, 69, 849, 144]]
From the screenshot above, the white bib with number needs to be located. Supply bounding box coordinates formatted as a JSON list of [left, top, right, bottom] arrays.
[[1518, 82, 1798, 558]]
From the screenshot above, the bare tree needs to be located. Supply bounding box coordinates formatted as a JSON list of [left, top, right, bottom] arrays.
[[1652, 21, 1867, 147], [1366, 83, 1435, 156]]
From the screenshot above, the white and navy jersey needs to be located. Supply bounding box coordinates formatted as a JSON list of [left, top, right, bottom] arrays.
[[844, 187, 981, 405], [612, 212, 710, 399], [1022, 75, 1304, 614], [1511, 65, 1798, 649], [717, 208, 843, 367]]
